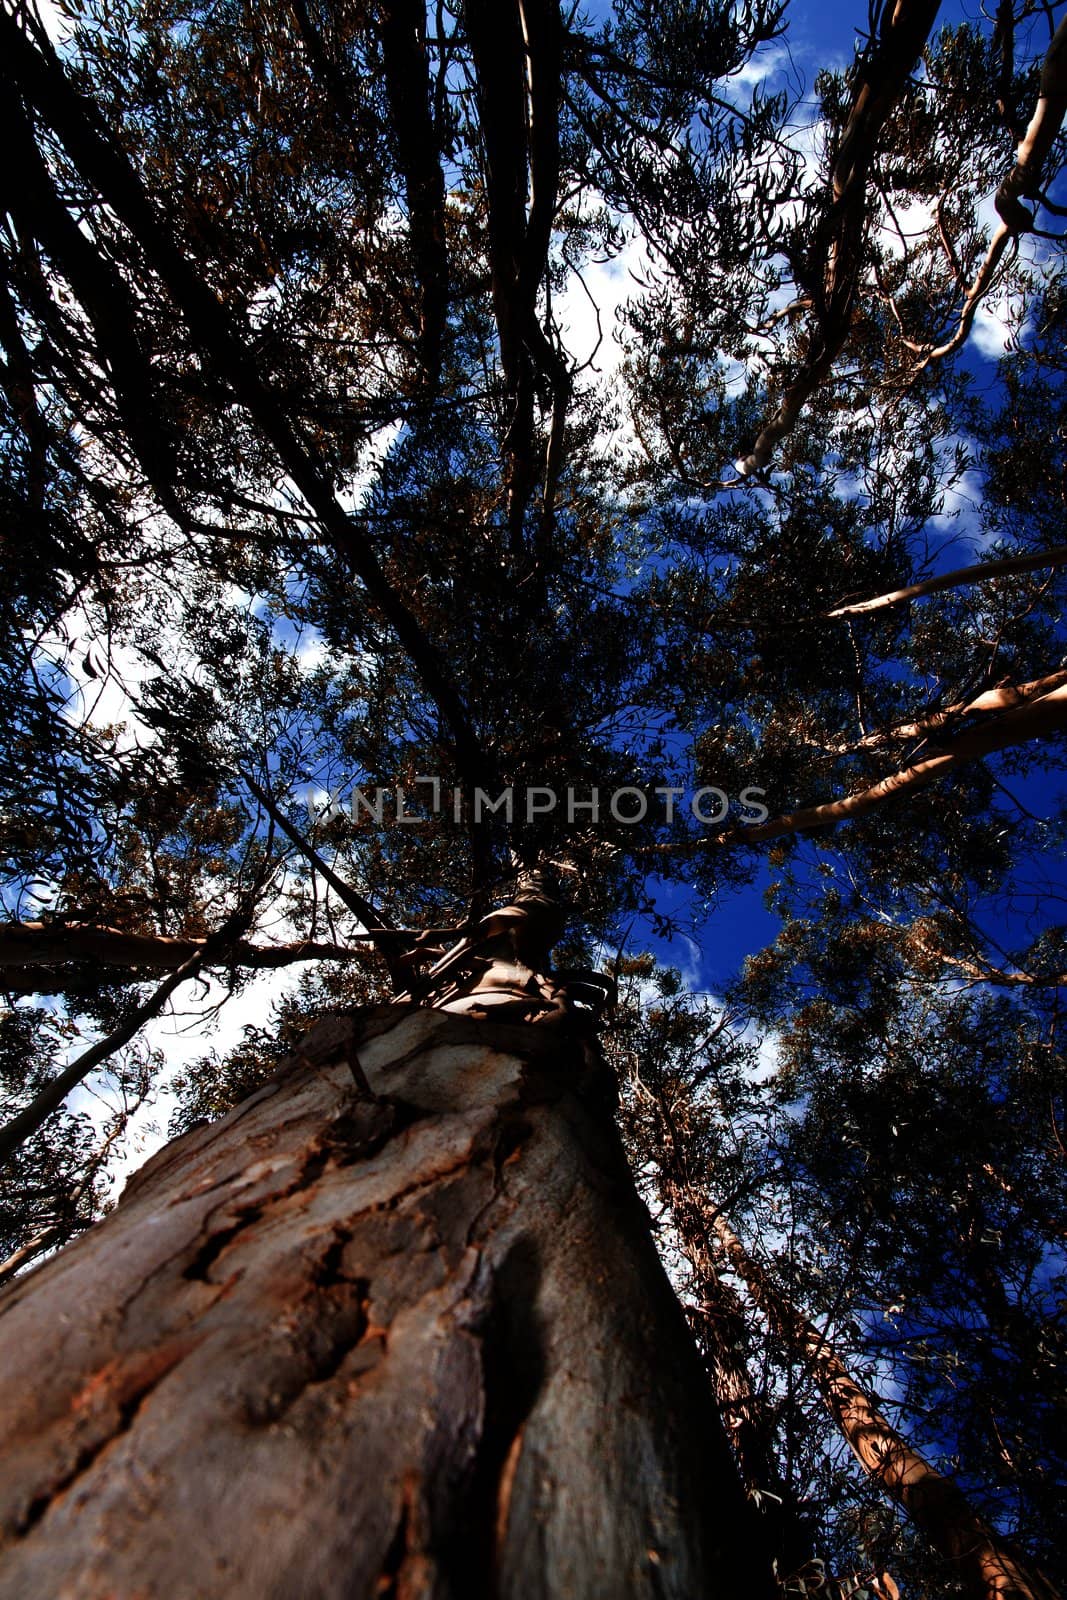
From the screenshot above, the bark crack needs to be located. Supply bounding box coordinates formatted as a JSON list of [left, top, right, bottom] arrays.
[[11, 1344, 190, 1539]]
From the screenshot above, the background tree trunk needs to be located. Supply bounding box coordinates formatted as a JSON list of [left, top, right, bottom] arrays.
[[0, 1006, 772, 1599]]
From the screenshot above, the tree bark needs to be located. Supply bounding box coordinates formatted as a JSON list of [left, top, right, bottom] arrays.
[[825, 549, 1067, 619], [0, 1005, 772, 1599], [712, 682, 1067, 849]]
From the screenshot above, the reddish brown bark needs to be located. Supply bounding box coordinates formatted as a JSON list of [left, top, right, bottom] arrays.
[[0, 1007, 772, 1598], [914, 12, 1067, 371], [723, 683, 1067, 844]]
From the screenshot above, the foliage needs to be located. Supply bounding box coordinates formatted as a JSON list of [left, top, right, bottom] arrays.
[[2, 0, 1066, 1588]]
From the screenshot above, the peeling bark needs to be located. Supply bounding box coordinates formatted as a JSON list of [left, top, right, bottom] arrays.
[[0, 1007, 771, 1599]]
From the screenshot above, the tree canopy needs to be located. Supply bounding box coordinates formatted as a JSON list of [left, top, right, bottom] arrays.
[[2, 0, 1066, 1590]]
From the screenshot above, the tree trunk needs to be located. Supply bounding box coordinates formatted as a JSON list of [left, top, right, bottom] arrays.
[[0, 1005, 772, 1599], [709, 1211, 1061, 1600]]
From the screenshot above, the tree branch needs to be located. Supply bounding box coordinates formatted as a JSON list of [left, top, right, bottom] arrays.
[[911, 11, 1067, 373], [0, 906, 253, 1168], [639, 682, 1067, 854], [736, 0, 941, 476], [826, 545, 1067, 619], [720, 683, 1067, 846], [242, 774, 415, 987], [0, 923, 379, 993], [830, 671, 1067, 754], [1, 12, 492, 792], [378, 0, 448, 387]]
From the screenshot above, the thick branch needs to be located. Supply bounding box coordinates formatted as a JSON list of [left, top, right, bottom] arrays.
[[910, 930, 1067, 989], [378, 0, 448, 386], [639, 682, 1067, 855], [464, 0, 566, 541], [833, 671, 1067, 754], [0, 251, 48, 511], [0, 909, 251, 1168], [826, 545, 1067, 618], [0, 923, 375, 992], [0, 92, 180, 512], [516, 0, 562, 315], [715, 682, 1067, 846], [465, 0, 529, 395]]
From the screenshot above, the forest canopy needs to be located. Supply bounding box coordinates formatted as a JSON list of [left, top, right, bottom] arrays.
[[1, 0, 1066, 1591]]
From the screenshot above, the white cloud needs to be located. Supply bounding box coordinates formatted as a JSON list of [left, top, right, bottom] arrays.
[[969, 300, 1016, 362], [32, 0, 75, 45], [727, 43, 792, 93], [553, 225, 652, 381]]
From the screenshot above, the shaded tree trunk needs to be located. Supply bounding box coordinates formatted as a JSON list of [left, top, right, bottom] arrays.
[[0, 1005, 773, 1599]]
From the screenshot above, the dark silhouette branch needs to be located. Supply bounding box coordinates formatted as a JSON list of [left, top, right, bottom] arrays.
[[465, 0, 567, 544], [0, 906, 253, 1169], [242, 774, 413, 987], [1, 11, 491, 792], [378, 0, 448, 387], [736, 0, 941, 476], [0, 923, 381, 994]]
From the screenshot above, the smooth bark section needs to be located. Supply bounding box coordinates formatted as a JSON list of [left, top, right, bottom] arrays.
[[938, 957, 1067, 988], [709, 1211, 1060, 1600], [713, 682, 1067, 847], [0, 1007, 773, 1600], [826, 547, 1067, 619], [828, 671, 1067, 754], [910, 932, 1067, 989]]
